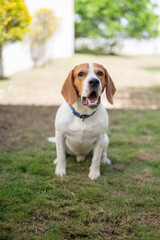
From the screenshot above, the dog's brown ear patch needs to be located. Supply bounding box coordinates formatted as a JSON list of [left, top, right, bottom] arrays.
[[105, 69, 116, 105], [61, 70, 77, 106], [105, 69, 116, 104]]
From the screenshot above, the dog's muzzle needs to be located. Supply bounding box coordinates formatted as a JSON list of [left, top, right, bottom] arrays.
[[82, 93, 101, 109], [81, 78, 101, 109]]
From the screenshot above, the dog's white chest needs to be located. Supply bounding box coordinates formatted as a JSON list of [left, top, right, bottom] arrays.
[[65, 117, 105, 154]]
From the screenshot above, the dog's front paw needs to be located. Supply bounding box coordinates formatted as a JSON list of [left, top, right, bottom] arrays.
[[55, 165, 66, 178], [88, 170, 100, 180]]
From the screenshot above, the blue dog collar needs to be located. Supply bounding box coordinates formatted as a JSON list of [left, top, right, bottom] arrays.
[[70, 106, 97, 121]]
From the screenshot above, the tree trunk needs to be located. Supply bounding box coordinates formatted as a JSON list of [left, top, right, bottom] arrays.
[[0, 46, 4, 79]]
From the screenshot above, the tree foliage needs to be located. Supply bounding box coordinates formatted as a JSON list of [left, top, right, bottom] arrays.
[[0, 0, 31, 78], [29, 8, 59, 47], [28, 8, 59, 66], [0, 0, 31, 47], [75, 0, 160, 40]]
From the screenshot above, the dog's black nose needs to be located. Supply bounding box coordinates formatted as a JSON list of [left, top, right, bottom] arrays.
[[89, 78, 99, 87]]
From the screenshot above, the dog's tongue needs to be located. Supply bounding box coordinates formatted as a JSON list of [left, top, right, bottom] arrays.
[[86, 96, 98, 103]]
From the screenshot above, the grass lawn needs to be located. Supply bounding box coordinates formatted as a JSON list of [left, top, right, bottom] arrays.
[[0, 105, 160, 239]]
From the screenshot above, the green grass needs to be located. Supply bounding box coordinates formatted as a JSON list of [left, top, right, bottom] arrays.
[[145, 66, 160, 72], [0, 109, 160, 240]]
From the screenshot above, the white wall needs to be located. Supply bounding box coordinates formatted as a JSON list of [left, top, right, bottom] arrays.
[[3, 0, 74, 76], [120, 37, 160, 55]]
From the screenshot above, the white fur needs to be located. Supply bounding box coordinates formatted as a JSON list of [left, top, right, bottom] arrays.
[[81, 63, 102, 98], [54, 63, 111, 180]]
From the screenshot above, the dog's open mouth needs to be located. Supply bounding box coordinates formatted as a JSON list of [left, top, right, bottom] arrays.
[[82, 91, 100, 108]]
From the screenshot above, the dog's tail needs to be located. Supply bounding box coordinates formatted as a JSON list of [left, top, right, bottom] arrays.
[[47, 137, 56, 143]]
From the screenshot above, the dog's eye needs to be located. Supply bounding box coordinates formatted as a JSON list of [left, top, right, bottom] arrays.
[[78, 72, 85, 77], [97, 71, 103, 76]]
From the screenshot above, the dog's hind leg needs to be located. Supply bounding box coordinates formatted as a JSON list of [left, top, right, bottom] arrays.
[[101, 134, 112, 165]]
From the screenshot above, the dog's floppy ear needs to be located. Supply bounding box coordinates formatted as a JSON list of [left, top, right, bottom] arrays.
[[105, 69, 116, 105], [61, 70, 77, 106]]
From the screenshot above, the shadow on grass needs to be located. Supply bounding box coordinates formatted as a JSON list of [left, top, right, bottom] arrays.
[[0, 105, 58, 150], [0, 103, 160, 149]]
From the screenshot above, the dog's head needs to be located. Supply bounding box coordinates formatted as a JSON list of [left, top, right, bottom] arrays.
[[61, 63, 116, 109]]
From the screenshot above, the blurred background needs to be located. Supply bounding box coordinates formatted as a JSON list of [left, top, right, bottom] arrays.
[[0, 0, 160, 109]]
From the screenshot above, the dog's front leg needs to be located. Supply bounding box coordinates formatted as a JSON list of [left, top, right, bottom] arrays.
[[89, 135, 104, 180], [55, 131, 66, 177]]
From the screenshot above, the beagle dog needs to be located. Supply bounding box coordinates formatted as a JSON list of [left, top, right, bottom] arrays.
[[54, 63, 116, 180]]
